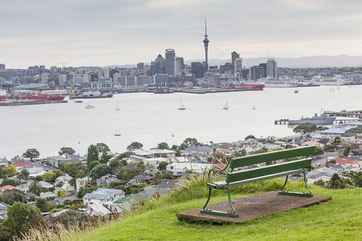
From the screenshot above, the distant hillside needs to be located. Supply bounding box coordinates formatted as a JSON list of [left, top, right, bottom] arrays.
[[189, 55, 362, 68], [22, 178, 362, 241]]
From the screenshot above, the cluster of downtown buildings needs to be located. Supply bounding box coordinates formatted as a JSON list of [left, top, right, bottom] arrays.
[[0, 53, 278, 92], [2, 20, 362, 92], [0, 22, 278, 92]]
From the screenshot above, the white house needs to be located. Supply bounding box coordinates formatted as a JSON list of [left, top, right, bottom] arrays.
[[85, 200, 111, 217], [75, 177, 89, 193], [47, 154, 83, 168], [40, 192, 57, 200], [83, 188, 125, 205], [129, 149, 177, 169], [166, 162, 213, 176], [27, 167, 47, 178], [0, 203, 8, 220]]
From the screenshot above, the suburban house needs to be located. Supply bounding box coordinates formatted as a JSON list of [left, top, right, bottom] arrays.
[[14, 160, 33, 171], [0, 158, 9, 167], [0, 203, 8, 220], [27, 167, 47, 178], [75, 177, 89, 193], [96, 174, 119, 186], [38, 181, 54, 190], [40, 192, 57, 200], [335, 158, 360, 171], [183, 145, 213, 163], [47, 154, 83, 168], [127, 174, 153, 186], [166, 162, 213, 176], [0, 185, 16, 192], [128, 149, 177, 168], [83, 188, 125, 205], [85, 200, 111, 217], [16, 181, 33, 193], [55, 175, 75, 195]]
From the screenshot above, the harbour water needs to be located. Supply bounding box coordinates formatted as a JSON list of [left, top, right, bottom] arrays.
[[1, 86, 362, 158]]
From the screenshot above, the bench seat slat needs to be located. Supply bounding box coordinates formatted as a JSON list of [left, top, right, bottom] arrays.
[[208, 169, 305, 189], [226, 158, 312, 184], [229, 146, 318, 170]]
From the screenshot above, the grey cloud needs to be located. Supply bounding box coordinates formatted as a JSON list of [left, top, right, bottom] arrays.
[[1, 0, 362, 67]]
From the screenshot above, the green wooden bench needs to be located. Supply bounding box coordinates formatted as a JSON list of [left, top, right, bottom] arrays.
[[201, 146, 320, 217]]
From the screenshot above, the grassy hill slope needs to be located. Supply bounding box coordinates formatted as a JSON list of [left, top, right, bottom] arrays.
[[23, 178, 362, 241], [68, 180, 362, 241]]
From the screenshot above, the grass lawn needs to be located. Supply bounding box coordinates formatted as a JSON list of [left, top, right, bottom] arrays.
[[71, 186, 362, 241]]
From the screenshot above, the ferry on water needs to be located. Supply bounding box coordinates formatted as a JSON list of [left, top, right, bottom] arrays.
[[0, 89, 67, 106]]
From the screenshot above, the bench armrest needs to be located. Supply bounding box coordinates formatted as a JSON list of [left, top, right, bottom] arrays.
[[207, 166, 228, 183]]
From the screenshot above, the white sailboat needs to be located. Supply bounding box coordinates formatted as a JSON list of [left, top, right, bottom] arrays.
[[85, 104, 95, 110], [223, 101, 229, 110], [178, 97, 186, 111], [115, 101, 120, 111]]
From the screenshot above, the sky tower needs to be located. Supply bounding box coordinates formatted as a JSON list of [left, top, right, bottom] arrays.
[[203, 19, 210, 72]]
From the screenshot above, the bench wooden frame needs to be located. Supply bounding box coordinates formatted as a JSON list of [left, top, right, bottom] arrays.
[[200, 146, 320, 218]]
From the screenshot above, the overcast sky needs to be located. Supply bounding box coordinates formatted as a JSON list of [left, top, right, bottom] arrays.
[[2, 0, 362, 68]]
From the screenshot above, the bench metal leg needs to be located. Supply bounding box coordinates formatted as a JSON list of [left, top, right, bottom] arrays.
[[202, 186, 212, 211], [279, 170, 313, 197], [226, 187, 238, 217], [200, 186, 239, 218], [281, 175, 289, 190]]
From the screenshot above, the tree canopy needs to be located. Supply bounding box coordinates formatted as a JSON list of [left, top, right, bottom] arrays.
[[157, 142, 170, 150], [180, 138, 199, 150], [23, 148, 40, 161], [127, 142, 143, 151], [59, 147, 76, 156]]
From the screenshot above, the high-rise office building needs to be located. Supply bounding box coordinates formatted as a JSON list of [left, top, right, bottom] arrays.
[[137, 62, 145, 74], [258, 63, 267, 78], [234, 58, 243, 77], [250, 65, 266, 81], [0, 64, 5, 71], [150, 54, 166, 75], [191, 62, 205, 78], [266, 58, 278, 79], [231, 51, 240, 72], [175, 57, 185, 76], [165, 49, 176, 76]]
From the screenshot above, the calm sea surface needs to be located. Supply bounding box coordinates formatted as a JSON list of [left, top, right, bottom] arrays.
[[1, 86, 361, 158]]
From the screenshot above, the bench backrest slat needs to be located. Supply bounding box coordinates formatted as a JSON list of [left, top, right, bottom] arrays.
[[226, 158, 312, 184], [229, 146, 319, 170]]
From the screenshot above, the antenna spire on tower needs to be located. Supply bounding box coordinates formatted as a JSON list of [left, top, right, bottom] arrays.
[[204, 18, 208, 37]]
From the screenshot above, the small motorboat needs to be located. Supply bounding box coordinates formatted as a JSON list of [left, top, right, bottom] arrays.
[[85, 104, 95, 110], [223, 101, 229, 110], [178, 105, 186, 111]]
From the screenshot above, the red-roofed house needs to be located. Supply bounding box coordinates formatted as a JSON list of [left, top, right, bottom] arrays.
[[0, 185, 16, 192], [14, 160, 33, 171], [335, 158, 360, 170]]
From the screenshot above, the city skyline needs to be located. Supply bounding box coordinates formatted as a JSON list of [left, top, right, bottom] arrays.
[[3, 0, 362, 68]]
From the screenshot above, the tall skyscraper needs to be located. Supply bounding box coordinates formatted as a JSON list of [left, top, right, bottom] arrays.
[[250, 65, 266, 81], [191, 62, 205, 78], [234, 58, 243, 78], [0, 64, 5, 71], [203, 20, 210, 72], [165, 49, 176, 76], [175, 57, 185, 76], [150, 54, 166, 75], [231, 51, 240, 69], [267, 58, 278, 79]]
